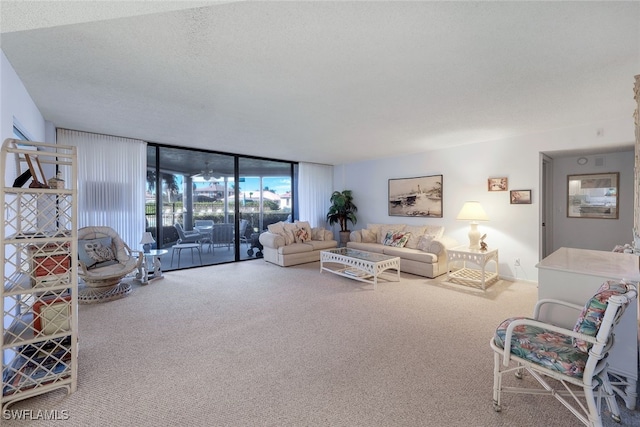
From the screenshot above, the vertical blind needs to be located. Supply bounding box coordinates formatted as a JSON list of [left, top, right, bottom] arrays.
[[56, 129, 146, 247]]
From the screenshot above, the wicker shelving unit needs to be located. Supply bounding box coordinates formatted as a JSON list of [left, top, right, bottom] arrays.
[[1, 139, 78, 410]]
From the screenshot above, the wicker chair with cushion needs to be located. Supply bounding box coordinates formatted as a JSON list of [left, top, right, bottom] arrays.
[[77, 226, 143, 304], [490, 280, 637, 427]]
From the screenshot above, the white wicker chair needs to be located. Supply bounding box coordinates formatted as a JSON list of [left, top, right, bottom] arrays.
[[490, 280, 637, 427], [77, 226, 143, 303]]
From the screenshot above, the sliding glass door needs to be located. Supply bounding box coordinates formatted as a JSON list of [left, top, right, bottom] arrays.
[[145, 145, 295, 270]]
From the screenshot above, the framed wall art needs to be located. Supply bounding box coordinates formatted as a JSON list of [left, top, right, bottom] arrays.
[[488, 177, 508, 191], [388, 174, 442, 217], [510, 190, 532, 204], [567, 172, 619, 219]]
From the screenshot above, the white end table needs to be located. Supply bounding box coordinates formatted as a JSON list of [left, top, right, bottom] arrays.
[[138, 249, 168, 285], [446, 245, 499, 290]]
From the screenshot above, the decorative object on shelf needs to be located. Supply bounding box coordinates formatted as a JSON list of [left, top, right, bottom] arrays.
[[456, 201, 489, 250], [510, 189, 532, 205], [388, 174, 442, 218], [47, 171, 65, 189], [577, 156, 588, 165], [479, 234, 488, 251], [567, 172, 618, 218], [488, 177, 508, 191], [25, 153, 49, 188], [33, 295, 72, 335], [140, 232, 155, 253], [326, 190, 358, 245]]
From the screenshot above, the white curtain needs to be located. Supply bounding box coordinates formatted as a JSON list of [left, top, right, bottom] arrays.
[[56, 129, 146, 247], [298, 162, 333, 228]]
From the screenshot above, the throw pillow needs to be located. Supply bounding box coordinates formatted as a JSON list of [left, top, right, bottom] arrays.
[[361, 228, 377, 243], [78, 237, 115, 269], [282, 222, 297, 245], [390, 232, 411, 248], [424, 225, 445, 239], [267, 222, 285, 236], [572, 280, 633, 353], [417, 235, 435, 252], [295, 221, 312, 238], [382, 230, 398, 246], [311, 227, 326, 241], [379, 224, 404, 244], [294, 227, 311, 243], [403, 225, 427, 249]]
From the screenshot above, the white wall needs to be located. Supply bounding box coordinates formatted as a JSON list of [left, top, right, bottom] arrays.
[[334, 117, 635, 283], [1, 50, 46, 145]]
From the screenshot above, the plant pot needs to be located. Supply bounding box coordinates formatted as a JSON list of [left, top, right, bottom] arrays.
[[339, 231, 351, 247]]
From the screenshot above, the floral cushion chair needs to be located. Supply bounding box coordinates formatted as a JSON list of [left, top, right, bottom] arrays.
[[490, 280, 637, 427]]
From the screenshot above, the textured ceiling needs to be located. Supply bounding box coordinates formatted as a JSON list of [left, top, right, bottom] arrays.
[[1, 1, 639, 165]]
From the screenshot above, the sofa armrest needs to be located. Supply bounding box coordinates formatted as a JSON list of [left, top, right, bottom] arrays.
[[259, 231, 285, 249], [427, 235, 459, 256], [349, 230, 362, 243]]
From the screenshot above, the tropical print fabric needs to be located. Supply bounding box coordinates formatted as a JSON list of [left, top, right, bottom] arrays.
[[572, 280, 633, 353], [494, 318, 588, 378], [494, 280, 634, 379]]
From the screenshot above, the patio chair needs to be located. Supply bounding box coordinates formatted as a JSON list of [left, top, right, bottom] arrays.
[[194, 220, 214, 252], [174, 223, 202, 244], [77, 226, 143, 303], [490, 280, 637, 427], [236, 219, 249, 247], [212, 223, 234, 250]]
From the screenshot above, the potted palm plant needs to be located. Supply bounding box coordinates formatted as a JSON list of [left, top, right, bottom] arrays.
[[326, 190, 358, 245]]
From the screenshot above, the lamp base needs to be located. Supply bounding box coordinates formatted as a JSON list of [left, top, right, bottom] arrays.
[[143, 243, 151, 253], [468, 222, 481, 250]]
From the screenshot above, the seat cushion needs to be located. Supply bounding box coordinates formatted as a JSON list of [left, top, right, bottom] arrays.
[[494, 317, 588, 378], [304, 240, 338, 251], [382, 247, 437, 263], [278, 243, 313, 255]]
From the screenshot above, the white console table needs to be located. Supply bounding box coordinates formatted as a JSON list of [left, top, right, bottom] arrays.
[[536, 247, 640, 410]]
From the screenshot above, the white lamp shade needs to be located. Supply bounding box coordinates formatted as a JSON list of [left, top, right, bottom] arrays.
[[140, 232, 155, 244], [456, 201, 489, 222]]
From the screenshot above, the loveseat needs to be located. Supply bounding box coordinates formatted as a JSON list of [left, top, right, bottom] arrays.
[[347, 224, 458, 278], [259, 221, 338, 266]]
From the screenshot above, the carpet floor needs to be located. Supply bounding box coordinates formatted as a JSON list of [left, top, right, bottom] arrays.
[[3, 260, 639, 426]]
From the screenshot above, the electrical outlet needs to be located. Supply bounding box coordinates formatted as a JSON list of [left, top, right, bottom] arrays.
[[514, 258, 521, 267]]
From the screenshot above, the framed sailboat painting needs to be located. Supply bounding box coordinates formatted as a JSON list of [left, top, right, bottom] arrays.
[[388, 174, 443, 218]]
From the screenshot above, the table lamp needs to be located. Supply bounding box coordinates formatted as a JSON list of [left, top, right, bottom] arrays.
[[456, 201, 489, 249], [140, 232, 155, 253]]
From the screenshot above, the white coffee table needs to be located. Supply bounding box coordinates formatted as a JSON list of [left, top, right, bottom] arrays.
[[320, 248, 400, 289]]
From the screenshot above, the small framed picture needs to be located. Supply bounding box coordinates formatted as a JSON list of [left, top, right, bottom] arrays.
[[510, 190, 532, 204], [488, 177, 508, 191], [33, 295, 71, 335], [25, 153, 49, 188]]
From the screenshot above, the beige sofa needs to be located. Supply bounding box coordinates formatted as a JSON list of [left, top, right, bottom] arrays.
[[259, 221, 338, 267], [347, 224, 458, 278]]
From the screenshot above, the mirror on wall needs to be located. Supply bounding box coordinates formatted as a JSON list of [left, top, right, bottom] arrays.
[[567, 172, 619, 219]]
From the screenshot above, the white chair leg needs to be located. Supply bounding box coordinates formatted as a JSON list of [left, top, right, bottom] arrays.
[[493, 351, 502, 412], [599, 371, 621, 423]]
